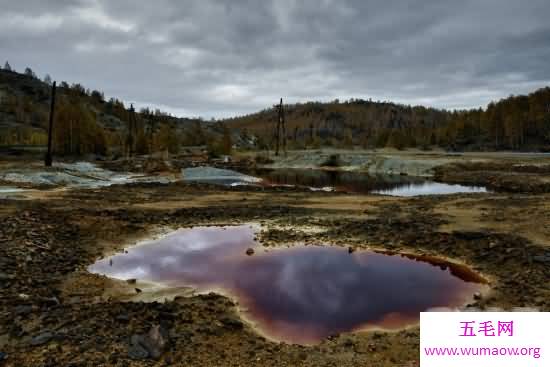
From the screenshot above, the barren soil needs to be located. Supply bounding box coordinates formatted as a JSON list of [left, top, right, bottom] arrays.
[[0, 154, 549, 366]]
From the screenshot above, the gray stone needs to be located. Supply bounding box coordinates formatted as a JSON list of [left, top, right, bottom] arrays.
[[116, 314, 130, 322], [15, 305, 33, 315], [30, 332, 54, 346], [220, 317, 244, 330], [128, 336, 149, 360], [128, 325, 169, 361], [143, 324, 168, 360]]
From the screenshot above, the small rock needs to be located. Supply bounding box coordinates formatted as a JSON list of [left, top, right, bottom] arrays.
[[128, 337, 149, 360], [246, 248, 254, 256], [348, 247, 355, 254], [371, 332, 383, 339], [343, 339, 354, 347], [144, 324, 169, 359], [116, 314, 130, 322], [128, 325, 169, 361], [39, 296, 60, 306], [473, 292, 482, 301], [31, 332, 54, 346], [220, 317, 244, 330], [126, 279, 137, 284], [135, 288, 142, 293], [15, 305, 33, 316]]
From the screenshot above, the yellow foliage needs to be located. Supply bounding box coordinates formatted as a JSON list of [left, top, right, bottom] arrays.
[[53, 99, 107, 155]]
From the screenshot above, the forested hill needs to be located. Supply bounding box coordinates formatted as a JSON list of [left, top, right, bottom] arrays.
[[2, 64, 550, 155], [225, 89, 550, 151], [0, 67, 224, 156]]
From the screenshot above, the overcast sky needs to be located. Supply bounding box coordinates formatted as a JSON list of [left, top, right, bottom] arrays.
[[1, 0, 549, 118]]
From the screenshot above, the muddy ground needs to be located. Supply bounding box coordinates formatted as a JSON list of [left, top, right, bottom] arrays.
[[0, 154, 549, 366]]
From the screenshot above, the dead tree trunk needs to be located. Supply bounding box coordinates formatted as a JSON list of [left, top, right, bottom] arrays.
[[148, 114, 155, 154], [275, 101, 280, 156], [275, 98, 286, 156], [281, 98, 286, 155], [126, 104, 136, 157], [45, 81, 56, 167]]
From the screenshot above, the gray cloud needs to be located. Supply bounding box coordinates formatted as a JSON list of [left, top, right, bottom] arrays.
[[1, 0, 549, 118]]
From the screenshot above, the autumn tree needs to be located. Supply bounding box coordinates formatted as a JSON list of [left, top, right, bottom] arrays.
[[53, 99, 107, 155], [135, 129, 150, 155], [154, 124, 180, 154]]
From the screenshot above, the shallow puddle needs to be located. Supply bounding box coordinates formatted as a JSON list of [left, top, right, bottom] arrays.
[[89, 225, 487, 344], [248, 168, 488, 196], [372, 181, 487, 196]]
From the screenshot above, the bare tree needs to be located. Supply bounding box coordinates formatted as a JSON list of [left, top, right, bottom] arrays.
[[274, 98, 286, 156]]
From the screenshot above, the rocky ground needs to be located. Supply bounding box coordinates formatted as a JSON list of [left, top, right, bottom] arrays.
[[0, 154, 549, 366]]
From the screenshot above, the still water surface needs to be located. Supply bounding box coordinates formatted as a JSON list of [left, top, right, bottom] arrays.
[[89, 225, 486, 344], [249, 169, 488, 196]]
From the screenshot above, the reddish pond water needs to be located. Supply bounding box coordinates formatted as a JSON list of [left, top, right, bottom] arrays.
[[89, 225, 486, 344]]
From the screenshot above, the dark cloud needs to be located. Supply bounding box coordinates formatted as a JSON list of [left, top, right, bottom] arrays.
[[1, 0, 549, 117]]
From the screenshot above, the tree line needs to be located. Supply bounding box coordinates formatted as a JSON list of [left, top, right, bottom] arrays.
[[227, 90, 550, 151], [0, 62, 233, 157], [2, 60, 549, 154]]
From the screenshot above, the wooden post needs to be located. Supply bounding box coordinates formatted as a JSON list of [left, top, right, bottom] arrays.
[[45, 81, 56, 167]]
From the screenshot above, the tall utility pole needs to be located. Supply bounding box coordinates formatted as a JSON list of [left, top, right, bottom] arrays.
[[45, 81, 57, 167], [274, 98, 286, 156]]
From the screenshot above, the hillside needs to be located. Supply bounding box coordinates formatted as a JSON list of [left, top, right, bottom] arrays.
[[0, 68, 227, 156], [224, 91, 550, 151], [2, 66, 550, 155]]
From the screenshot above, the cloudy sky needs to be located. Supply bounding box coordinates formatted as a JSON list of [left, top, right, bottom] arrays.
[[1, 0, 549, 118]]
